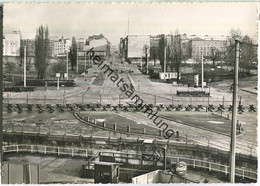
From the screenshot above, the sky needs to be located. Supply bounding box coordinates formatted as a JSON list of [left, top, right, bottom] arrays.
[[3, 2, 258, 45]]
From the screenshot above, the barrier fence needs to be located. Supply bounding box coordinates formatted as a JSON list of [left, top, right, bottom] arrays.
[[2, 92, 235, 107], [2, 144, 257, 181]]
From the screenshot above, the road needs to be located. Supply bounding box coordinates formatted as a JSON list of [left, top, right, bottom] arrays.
[[2, 53, 258, 156]]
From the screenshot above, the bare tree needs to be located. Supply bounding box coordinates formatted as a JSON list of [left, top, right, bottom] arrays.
[[35, 25, 50, 79], [240, 35, 256, 75], [210, 47, 221, 68], [226, 28, 242, 68], [226, 29, 256, 76]]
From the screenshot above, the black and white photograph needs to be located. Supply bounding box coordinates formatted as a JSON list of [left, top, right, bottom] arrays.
[[0, 1, 258, 184]]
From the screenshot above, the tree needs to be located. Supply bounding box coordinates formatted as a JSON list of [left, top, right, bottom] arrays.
[[4, 59, 16, 80], [143, 44, 149, 74], [150, 46, 158, 66], [69, 36, 77, 70], [226, 29, 256, 76], [19, 45, 24, 67], [240, 35, 255, 75], [158, 35, 166, 71], [26, 57, 32, 72], [35, 25, 50, 79], [210, 47, 221, 68], [226, 28, 242, 68], [52, 58, 66, 75], [168, 30, 183, 84]]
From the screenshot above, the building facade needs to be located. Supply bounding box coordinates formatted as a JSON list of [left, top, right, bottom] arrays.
[[3, 32, 21, 56], [191, 37, 227, 59], [119, 35, 150, 62], [84, 34, 110, 59], [53, 37, 71, 57]]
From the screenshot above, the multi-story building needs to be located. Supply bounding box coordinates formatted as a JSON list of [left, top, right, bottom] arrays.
[[84, 34, 110, 59], [76, 38, 86, 52], [191, 37, 227, 59], [119, 35, 150, 62], [3, 32, 21, 56], [53, 37, 71, 57]]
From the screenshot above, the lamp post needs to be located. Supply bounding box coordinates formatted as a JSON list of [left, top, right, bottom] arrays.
[[24, 46, 27, 87], [66, 50, 69, 80]]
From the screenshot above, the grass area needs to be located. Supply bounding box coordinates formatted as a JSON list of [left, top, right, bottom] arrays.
[[159, 111, 231, 135], [81, 111, 160, 135]]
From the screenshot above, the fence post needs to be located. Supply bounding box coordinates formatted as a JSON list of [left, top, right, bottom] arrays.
[[37, 165, 40, 184], [225, 166, 228, 175], [31, 145, 33, 154], [193, 160, 195, 168], [114, 124, 117, 130], [85, 149, 88, 158], [44, 146, 46, 154], [17, 145, 19, 153], [72, 148, 74, 157], [7, 163, 10, 184], [242, 170, 245, 179], [209, 162, 211, 171], [58, 147, 60, 156]]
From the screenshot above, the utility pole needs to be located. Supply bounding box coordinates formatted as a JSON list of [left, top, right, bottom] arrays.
[[201, 54, 204, 90], [127, 15, 130, 36], [230, 39, 239, 183], [164, 46, 166, 73], [140, 56, 142, 71], [76, 50, 78, 74], [24, 46, 26, 87], [66, 50, 69, 80], [84, 51, 86, 71]]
